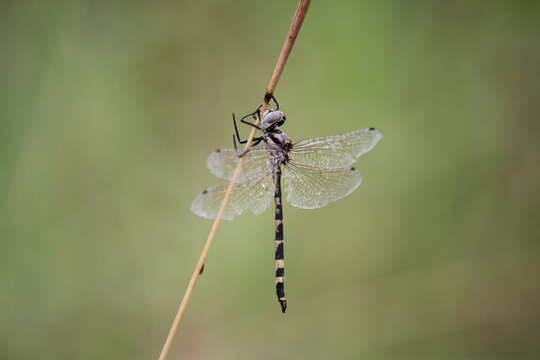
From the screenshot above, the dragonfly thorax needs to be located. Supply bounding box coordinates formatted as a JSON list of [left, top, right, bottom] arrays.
[[261, 110, 287, 131], [267, 131, 291, 147], [266, 131, 292, 167]]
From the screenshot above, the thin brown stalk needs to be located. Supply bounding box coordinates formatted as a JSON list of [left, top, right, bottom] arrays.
[[157, 1, 311, 359]]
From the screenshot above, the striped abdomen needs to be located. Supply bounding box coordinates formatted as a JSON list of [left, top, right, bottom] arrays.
[[274, 169, 286, 313]]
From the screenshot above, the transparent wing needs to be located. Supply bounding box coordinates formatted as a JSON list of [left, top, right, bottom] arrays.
[[206, 144, 270, 183], [283, 162, 363, 209], [191, 170, 274, 220], [290, 128, 383, 169]]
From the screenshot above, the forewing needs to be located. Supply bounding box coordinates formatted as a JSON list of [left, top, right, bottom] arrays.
[[191, 171, 274, 220], [283, 162, 363, 209], [290, 128, 383, 169], [206, 144, 270, 183]]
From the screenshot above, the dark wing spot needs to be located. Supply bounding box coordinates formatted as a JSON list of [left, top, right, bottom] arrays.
[[202, 189, 208, 195], [369, 127, 376, 131], [215, 149, 221, 153], [351, 167, 356, 171]]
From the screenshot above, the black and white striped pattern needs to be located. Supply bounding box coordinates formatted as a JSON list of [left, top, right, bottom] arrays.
[[273, 168, 286, 313]]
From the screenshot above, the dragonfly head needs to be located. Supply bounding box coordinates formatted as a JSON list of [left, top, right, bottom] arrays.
[[261, 110, 287, 131]]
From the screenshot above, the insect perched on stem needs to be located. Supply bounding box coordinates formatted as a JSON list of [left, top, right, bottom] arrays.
[[192, 97, 383, 313]]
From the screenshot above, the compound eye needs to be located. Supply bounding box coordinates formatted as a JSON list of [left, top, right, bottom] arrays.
[[277, 120, 284, 127]]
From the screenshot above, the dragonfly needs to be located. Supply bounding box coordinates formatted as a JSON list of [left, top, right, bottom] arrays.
[[191, 99, 383, 313]]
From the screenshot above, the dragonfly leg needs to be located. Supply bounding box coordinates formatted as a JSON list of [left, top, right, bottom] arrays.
[[237, 148, 250, 157], [233, 135, 264, 157], [264, 92, 279, 110], [232, 113, 244, 143], [233, 134, 238, 152], [233, 135, 264, 154], [250, 137, 263, 146], [238, 103, 265, 128], [233, 113, 263, 142], [239, 115, 263, 131], [233, 113, 265, 153]]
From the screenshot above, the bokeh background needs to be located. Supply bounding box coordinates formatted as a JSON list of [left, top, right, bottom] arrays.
[[1, 1, 539, 359]]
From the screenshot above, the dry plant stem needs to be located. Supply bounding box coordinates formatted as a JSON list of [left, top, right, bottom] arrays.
[[267, 0, 311, 94], [158, 1, 311, 359]]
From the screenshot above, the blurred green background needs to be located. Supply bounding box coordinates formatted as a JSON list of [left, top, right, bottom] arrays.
[[1, 1, 539, 359]]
